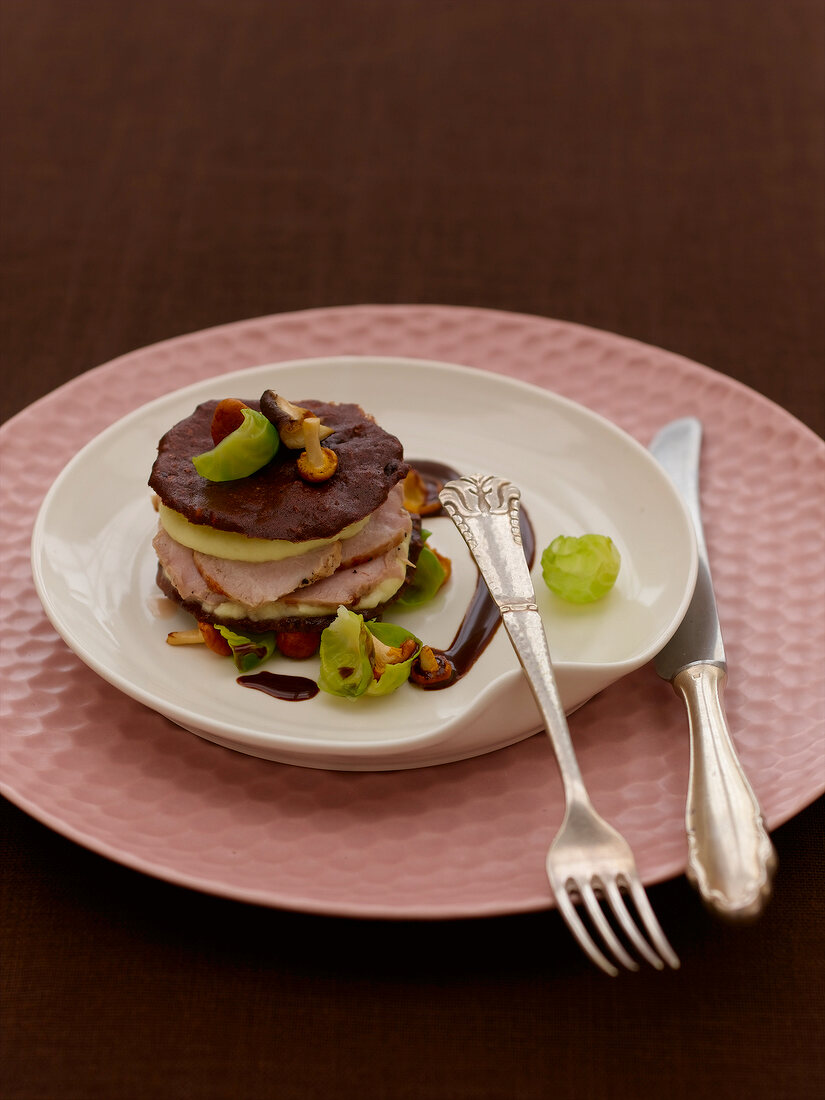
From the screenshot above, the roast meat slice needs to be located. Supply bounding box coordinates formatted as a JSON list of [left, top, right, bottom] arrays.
[[338, 485, 411, 568], [153, 527, 217, 606], [192, 541, 342, 607], [281, 544, 408, 609]]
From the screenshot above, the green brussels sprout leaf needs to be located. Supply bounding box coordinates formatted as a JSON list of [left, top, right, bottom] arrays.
[[317, 607, 375, 698], [397, 544, 447, 608], [192, 407, 280, 482], [216, 625, 278, 671], [317, 608, 421, 698], [364, 620, 421, 696]]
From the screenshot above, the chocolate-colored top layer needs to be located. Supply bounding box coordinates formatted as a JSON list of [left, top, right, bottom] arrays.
[[149, 399, 408, 541]]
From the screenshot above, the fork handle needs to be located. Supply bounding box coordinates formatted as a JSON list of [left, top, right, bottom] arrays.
[[674, 663, 777, 921], [500, 609, 589, 803], [439, 474, 589, 804]]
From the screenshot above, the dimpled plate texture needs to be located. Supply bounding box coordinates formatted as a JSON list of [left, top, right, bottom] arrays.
[[2, 305, 824, 918]]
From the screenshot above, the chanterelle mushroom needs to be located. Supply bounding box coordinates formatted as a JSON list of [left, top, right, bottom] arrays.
[[296, 416, 338, 482], [401, 468, 442, 515], [259, 391, 333, 450], [369, 633, 417, 680], [410, 645, 454, 686]]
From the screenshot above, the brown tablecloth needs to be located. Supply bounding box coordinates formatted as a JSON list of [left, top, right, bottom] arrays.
[[2, 2, 823, 1098]]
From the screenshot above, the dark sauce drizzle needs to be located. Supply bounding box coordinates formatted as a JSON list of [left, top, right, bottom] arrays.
[[409, 460, 535, 691], [235, 459, 534, 700], [237, 670, 319, 701]]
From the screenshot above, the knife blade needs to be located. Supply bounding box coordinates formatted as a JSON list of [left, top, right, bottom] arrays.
[[650, 417, 777, 921]]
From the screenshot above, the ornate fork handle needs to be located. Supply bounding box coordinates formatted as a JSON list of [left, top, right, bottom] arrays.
[[439, 475, 589, 804], [438, 474, 531, 601]]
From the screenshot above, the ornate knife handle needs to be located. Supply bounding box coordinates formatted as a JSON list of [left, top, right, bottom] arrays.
[[674, 663, 778, 921], [439, 475, 588, 801]]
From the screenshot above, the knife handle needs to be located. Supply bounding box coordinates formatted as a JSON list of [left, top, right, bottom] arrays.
[[673, 662, 777, 921]]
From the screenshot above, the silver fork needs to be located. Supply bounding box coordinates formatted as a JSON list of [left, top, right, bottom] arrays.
[[439, 474, 680, 976]]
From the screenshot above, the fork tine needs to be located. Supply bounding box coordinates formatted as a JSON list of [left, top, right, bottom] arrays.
[[579, 881, 639, 972], [626, 876, 680, 970], [552, 878, 619, 977], [603, 878, 664, 970]]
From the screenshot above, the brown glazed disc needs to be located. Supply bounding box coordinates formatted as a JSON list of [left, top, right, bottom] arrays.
[[149, 398, 409, 542]]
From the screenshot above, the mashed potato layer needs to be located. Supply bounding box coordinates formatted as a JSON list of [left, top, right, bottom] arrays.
[[158, 503, 369, 563]]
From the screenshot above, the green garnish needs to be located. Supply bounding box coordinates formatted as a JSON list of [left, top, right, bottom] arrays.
[[317, 607, 421, 699], [365, 621, 421, 696], [216, 625, 277, 672], [317, 608, 374, 698], [540, 534, 621, 604], [192, 407, 279, 482], [397, 532, 448, 608]]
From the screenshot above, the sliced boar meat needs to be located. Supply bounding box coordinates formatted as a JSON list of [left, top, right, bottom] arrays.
[[282, 544, 408, 609], [192, 541, 342, 607], [153, 527, 218, 606], [155, 519, 422, 633], [338, 484, 411, 568]]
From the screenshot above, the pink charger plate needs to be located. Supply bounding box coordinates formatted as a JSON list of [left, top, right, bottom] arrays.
[[2, 305, 824, 919]]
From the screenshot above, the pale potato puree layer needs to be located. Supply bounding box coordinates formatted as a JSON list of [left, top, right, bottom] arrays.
[[158, 503, 369, 562]]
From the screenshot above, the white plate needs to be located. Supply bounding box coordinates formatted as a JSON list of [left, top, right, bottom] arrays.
[[31, 356, 697, 770]]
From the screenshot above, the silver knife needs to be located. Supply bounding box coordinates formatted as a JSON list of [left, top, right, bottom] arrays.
[[650, 417, 777, 921]]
